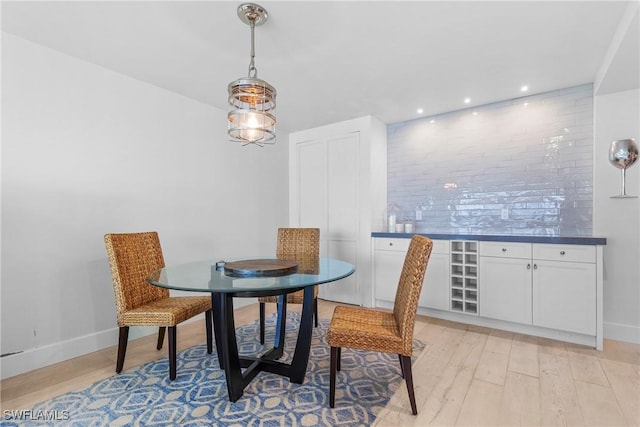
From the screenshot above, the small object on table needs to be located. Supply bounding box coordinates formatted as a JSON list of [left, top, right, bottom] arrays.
[[224, 259, 298, 277], [215, 260, 226, 271]]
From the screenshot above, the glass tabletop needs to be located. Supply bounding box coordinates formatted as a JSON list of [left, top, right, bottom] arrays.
[[147, 257, 354, 294]]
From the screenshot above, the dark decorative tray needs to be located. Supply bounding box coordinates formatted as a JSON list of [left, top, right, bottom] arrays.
[[223, 259, 298, 277]]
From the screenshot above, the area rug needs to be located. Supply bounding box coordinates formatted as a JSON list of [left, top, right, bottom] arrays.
[[6, 312, 424, 426]]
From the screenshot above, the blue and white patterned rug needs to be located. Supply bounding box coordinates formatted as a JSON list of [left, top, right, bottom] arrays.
[[6, 312, 423, 426]]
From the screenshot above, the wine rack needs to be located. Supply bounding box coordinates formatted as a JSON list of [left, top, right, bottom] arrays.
[[450, 240, 478, 314]]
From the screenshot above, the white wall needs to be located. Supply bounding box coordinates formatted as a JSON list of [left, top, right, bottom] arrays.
[[593, 88, 640, 343], [1, 34, 289, 378], [592, 2, 640, 344]]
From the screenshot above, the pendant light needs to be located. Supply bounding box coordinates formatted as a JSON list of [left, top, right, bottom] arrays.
[[227, 3, 276, 146]]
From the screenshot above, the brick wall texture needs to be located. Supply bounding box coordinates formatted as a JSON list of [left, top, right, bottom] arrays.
[[387, 84, 593, 236]]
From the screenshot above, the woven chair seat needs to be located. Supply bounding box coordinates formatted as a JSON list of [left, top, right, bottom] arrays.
[[328, 306, 404, 355], [258, 286, 318, 304], [118, 296, 211, 327]]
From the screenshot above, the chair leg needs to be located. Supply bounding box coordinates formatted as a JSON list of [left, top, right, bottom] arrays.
[[168, 326, 177, 381], [400, 355, 418, 415], [313, 298, 318, 328], [259, 302, 266, 345], [205, 310, 213, 354], [330, 346, 339, 408], [116, 326, 129, 373], [157, 327, 166, 350], [398, 354, 405, 378], [336, 347, 341, 371]]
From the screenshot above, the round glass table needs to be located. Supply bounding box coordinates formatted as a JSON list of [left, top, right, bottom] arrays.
[[147, 257, 354, 402]]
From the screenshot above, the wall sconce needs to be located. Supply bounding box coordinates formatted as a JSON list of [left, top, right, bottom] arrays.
[[609, 138, 638, 198], [227, 3, 276, 146]]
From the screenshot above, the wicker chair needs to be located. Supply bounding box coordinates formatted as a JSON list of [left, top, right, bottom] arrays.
[[104, 232, 213, 380], [258, 228, 320, 344], [328, 235, 433, 415]]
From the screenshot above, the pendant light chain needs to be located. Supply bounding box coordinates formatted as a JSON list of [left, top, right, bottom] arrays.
[[248, 21, 257, 78]]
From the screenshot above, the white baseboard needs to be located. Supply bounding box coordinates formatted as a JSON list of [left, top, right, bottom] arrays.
[[1, 298, 258, 380], [604, 321, 640, 344], [1, 327, 120, 380]]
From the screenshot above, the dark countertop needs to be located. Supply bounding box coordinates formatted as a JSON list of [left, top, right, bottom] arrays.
[[371, 232, 607, 245]]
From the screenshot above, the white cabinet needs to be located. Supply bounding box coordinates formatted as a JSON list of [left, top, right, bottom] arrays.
[[421, 240, 450, 311], [373, 238, 449, 310], [290, 116, 387, 306], [532, 245, 596, 335], [373, 236, 603, 349], [479, 242, 532, 325], [373, 238, 410, 302], [479, 242, 597, 334]]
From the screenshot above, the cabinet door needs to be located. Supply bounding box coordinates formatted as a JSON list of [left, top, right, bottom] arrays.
[[322, 133, 360, 305], [533, 260, 596, 335], [295, 140, 326, 230], [327, 133, 359, 240], [420, 252, 450, 310], [297, 132, 360, 305], [374, 249, 405, 302], [324, 239, 359, 304], [479, 256, 532, 324]]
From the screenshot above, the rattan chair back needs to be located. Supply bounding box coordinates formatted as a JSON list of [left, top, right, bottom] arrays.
[[258, 228, 320, 343], [104, 232, 169, 321], [392, 235, 434, 355], [276, 227, 320, 257]]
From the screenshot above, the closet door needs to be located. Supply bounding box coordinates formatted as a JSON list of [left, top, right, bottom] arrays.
[[294, 132, 360, 305], [296, 139, 326, 231], [324, 132, 360, 304], [291, 116, 387, 307]]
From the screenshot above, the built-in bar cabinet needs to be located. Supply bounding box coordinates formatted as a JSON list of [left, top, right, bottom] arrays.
[[372, 233, 605, 350]]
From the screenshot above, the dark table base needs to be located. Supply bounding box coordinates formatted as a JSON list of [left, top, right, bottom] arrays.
[[211, 286, 315, 402]]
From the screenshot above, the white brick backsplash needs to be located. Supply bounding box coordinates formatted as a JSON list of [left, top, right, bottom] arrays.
[[387, 84, 593, 236]]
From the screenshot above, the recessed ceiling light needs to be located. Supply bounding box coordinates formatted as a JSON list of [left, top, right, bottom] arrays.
[[472, 111, 478, 116], [521, 85, 529, 92], [430, 119, 436, 124], [464, 98, 471, 104], [417, 108, 423, 114]]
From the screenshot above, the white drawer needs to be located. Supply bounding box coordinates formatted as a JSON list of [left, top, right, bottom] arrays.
[[480, 241, 532, 259], [374, 237, 448, 254], [533, 244, 595, 263], [431, 239, 449, 255], [374, 238, 411, 251]]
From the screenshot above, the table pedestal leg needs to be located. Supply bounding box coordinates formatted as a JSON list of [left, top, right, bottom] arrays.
[[209, 287, 315, 401], [211, 293, 224, 370], [289, 286, 314, 383], [219, 293, 244, 402], [271, 294, 287, 359]]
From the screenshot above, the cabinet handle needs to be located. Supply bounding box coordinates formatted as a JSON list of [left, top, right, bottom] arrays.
[[502, 248, 507, 252], [389, 243, 393, 246], [533, 264, 538, 269], [560, 250, 565, 255], [527, 263, 531, 270]]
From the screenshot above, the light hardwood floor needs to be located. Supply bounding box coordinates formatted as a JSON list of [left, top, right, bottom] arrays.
[[1, 300, 639, 426]]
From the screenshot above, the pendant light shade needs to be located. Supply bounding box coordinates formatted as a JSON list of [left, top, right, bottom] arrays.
[[228, 3, 276, 146]]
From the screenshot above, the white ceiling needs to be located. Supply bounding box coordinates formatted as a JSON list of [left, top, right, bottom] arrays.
[[1, 1, 636, 134]]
